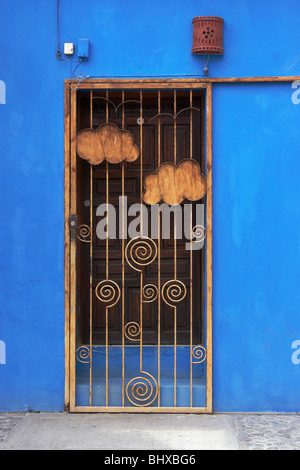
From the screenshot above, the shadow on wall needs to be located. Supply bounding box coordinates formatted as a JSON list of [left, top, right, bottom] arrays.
[[0, 341, 6, 364], [0, 80, 6, 104]]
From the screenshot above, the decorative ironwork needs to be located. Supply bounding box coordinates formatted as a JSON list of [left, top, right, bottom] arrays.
[[142, 284, 158, 303], [192, 225, 207, 244], [125, 322, 141, 342], [92, 96, 142, 114], [77, 224, 91, 243], [71, 86, 211, 412], [126, 371, 159, 407], [125, 236, 157, 272], [192, 346, 207, 364], [76, 346, 90, 364], [161, 280, 187, 308], [76, 123, 140, 165], [143, 159, 207, 206], [95, 279, 121, 308], [148, 107, 201, 123]]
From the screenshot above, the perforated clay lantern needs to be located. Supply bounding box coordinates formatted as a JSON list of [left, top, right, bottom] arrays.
[[192, 16, 224, 55]]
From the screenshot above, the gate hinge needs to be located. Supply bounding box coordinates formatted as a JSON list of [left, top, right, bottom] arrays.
[[69, 214, 78, 239]]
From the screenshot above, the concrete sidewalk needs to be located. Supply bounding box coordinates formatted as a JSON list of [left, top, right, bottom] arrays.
[[0, 412, 300, 450]]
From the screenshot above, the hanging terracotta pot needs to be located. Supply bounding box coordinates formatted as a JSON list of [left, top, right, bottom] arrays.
[[192, 16, 224, 55]]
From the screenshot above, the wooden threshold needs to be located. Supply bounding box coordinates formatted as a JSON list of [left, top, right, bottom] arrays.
[[70, 406, 210, 413]]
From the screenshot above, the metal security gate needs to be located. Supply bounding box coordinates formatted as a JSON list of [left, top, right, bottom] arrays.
[[65, 79, 212, 412]]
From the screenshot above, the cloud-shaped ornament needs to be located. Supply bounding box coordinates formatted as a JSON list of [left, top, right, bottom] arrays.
[[143, 159, 207, 206], [76, 123, 140, 165]]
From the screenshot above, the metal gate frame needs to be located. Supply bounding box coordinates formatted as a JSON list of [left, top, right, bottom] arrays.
[[64, 79, 212, 413]]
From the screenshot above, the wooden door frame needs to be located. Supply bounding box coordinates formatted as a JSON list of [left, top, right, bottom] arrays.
[[64, 75, 300, 412], [64, 78, 213, 412]]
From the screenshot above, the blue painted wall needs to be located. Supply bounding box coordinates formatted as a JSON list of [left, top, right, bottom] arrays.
[[0, 0, 300, 411]]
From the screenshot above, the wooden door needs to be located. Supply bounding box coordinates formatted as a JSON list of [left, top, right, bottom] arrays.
[[65, 80, 212, 412]]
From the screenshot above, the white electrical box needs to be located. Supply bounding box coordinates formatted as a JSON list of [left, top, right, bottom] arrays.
[[64, 43, 74, 55]]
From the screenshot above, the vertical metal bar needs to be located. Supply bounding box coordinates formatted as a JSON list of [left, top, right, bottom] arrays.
[[139, 90, 143, 372], [173, 90, 177, 407], [140, 90, 143, 235], [173, 88, 177, 285], [69, 86, 77, 411], [140, 271, 143, 372], [105, 90, 109, 406], [157, 90, 161, 406], [121, 89, 125, 407], [105, 306, 108, 407], [190, 90, 193, 157], [105, 91, 109, 280], [89, 91, 93, 406], [189, 89, 193, 407], [206, 84, 213, 413]]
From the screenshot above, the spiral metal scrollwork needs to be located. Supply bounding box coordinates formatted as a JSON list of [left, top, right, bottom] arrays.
[[95, 279, 121, 308], [124, 322, 141, 342], [126, 371, 158, 407], [77, 224, 91, 243], [192, 345, 207, 364], [125, 236, 157, 272], [76, 346, 90, 364], [161, 280, 187, 308], [191, 225, 207, 244], [142, 284, 158, 303]]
